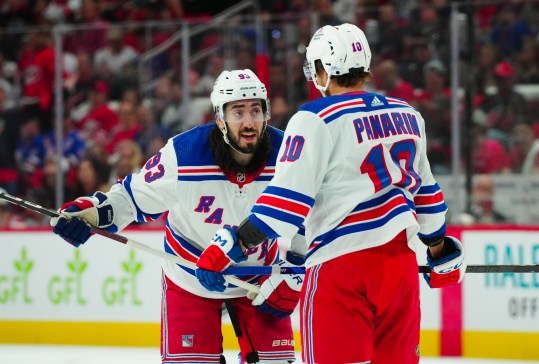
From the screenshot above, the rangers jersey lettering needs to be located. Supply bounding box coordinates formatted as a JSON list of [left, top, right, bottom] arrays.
[[104, 124, 285, 298], [250, 92, 448, 267]]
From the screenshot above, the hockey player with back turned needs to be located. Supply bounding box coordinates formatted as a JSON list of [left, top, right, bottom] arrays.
[[51, 69, 304, 364], [196, 24, 467, 363]]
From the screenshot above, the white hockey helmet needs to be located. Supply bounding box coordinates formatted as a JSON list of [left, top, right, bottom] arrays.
[[304, 23, 372, 93], [210, 69, 270, 123]]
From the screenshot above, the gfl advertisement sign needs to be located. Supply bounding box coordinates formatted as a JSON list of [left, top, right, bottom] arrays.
[[0, 232, 162, 322]]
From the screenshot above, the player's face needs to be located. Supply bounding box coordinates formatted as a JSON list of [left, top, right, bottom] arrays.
[[222, 99, 265, 153]]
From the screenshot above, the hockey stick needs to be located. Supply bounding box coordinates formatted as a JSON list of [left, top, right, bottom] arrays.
[[3, 193, 538, 275], [0, 191, 259, 293]]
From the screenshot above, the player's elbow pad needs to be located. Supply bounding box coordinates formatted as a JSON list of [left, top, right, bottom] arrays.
[[236, 218, 268, 249]]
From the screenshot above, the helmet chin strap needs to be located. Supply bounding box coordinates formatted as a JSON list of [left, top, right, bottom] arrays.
[[313, 73, 332, 97], [220, 122, 251, 156]]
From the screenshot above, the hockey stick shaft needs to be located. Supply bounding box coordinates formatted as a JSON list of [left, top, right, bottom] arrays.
[[418, 265, 539, 273], [0, 191, 259, 293], [232, 264, 539, 275]]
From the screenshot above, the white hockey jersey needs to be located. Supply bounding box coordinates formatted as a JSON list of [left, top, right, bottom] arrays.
[[249, 92, 448, 268], [104, 124, 288, 298]]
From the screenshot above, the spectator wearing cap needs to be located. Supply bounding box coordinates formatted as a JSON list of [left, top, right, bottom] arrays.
[[94, 28, 139, 79], [478, 60, 531, 148], [77, 80, 119, 145]]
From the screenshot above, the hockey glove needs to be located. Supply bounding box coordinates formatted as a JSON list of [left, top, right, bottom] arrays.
[[252, 259, 303, 318], [195, 227, 247, 292], [423, 236, 466, 288], [50, 192, 114, 248]]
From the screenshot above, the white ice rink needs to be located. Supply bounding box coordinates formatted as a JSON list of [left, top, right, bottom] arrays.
[[0, 345, 537, 364]]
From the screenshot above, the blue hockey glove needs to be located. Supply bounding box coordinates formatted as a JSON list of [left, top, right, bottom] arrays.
[[50, 192, 114, 247], [196, 227, 247, 292], [423, 236, 466, 288], [252, 260, 303, 318]]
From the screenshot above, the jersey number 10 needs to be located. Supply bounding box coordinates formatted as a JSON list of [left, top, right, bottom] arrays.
[[361, 139, 421, 193]]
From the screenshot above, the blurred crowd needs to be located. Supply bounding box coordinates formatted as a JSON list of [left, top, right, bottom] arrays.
[[1, 0, 539, 228]]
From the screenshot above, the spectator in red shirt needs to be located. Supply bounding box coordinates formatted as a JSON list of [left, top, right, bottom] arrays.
[[106, 100, 141, 154], [471, 120, 510, 174], [374, 59, 417, 105], [18, 31, 57, 131], [77, 80, 119, 144]]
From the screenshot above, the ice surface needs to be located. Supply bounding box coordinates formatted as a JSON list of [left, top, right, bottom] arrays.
[[0, 345, 536, 364]]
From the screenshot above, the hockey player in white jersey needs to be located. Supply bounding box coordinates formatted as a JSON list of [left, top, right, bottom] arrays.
[[51, 69, 303, 364], [197, 25, 467, 363]]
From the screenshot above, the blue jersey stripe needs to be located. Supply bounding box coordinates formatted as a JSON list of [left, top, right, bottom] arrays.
[[416, 203, 447, 214], [417, 183, 441, 194], [418, 223, 447, 239], [252, 205, 305, 229], [323, 107, 368, 124], [177, 175, 228, 181], [166, 221, 202, 256], [250, 214, 280, 239], [263, 186, 315, 206], [351, 188, 407, 212], [254, 176, 273, 181], [307, 205, 412, 259], [122, 175, 162, 222]]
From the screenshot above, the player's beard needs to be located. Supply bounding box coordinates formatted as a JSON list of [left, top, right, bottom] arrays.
[[210, 125, 272, 174], [227, 126, 261, 154]]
